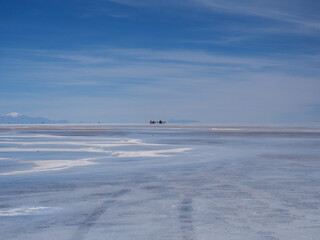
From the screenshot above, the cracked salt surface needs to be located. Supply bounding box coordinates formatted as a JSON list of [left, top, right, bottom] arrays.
[[0, 125, 319, 240]]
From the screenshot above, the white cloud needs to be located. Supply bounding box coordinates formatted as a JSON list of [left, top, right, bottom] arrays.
[[1, 46, 319, 123], [105, 0, 320, 35]]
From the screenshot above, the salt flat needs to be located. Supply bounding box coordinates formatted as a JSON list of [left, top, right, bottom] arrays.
[[0, 124, 319, 240]]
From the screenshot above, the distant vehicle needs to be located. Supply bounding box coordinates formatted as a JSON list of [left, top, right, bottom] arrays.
[[149, 120, 166, 124]]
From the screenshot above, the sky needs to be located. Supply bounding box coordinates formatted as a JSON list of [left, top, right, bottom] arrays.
[[0, 0, 320, 123]]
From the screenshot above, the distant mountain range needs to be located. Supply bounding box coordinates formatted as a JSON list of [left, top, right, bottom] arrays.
[[0, 113, 68, 124], [167, 119, 199, 124]]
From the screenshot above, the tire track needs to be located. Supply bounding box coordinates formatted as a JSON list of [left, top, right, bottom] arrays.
[[179, 197, 196, 240], [71, 189, 130, 240]]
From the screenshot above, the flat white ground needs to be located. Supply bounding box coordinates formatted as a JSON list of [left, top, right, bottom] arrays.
[[0, 125, 319, 240]]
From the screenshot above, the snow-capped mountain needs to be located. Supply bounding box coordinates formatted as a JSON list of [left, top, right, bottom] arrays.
[[0, 113, 68, 124], [5, 112, 22, 117]]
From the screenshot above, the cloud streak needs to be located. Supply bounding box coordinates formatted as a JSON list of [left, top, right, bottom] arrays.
[[110, 0, 320, 29], [1, 45, 319, 123], [2, 47, 320, 94], [192, 0, 320, 28]]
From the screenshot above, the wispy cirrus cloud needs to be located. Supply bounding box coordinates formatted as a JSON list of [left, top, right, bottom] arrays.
[[2, 46, 319, 90], [1, 47, 320, 87], [1, 1, 319, 123], [105, 0, 320, 35], [1, 46, 319, 123], [192, 0, 320, 27]]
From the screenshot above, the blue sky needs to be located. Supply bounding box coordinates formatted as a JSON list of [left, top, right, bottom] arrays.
[[1, 0, 319, 123]]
